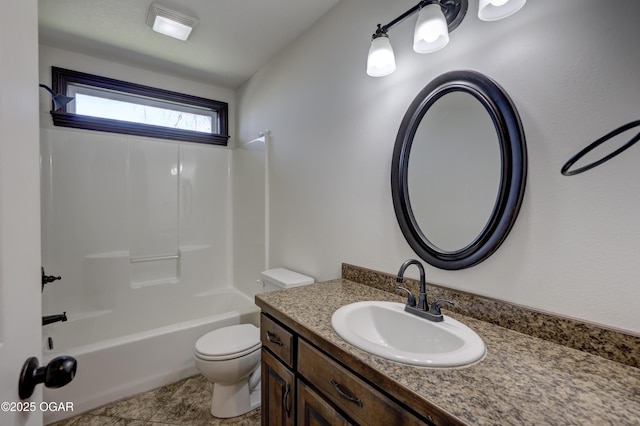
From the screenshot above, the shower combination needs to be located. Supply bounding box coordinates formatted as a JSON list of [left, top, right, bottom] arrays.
[[41, 267, 67, 325]]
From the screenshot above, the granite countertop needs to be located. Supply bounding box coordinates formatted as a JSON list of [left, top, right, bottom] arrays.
[[255, 279, 640, 426]]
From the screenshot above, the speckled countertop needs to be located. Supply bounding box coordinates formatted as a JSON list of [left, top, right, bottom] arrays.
[[256, 279, 640, 426]]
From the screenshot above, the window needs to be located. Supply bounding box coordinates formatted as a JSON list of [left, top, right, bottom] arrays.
[[49, 67, 229, 146]]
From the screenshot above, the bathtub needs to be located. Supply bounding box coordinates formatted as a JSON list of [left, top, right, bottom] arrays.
[[42, 288, 260, 424]]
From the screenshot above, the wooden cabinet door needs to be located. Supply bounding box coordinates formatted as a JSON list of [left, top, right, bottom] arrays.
[[262, 348, 295, 426], [297, 379, 353, 426]]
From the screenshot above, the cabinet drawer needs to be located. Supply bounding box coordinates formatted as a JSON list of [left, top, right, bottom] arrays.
[[261, 313, 295, 368], [298, 340, 427, 426]]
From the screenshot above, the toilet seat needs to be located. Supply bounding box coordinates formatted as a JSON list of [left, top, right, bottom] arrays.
[[195, 324, 261, 361]]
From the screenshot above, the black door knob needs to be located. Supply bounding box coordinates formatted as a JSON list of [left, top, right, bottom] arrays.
[[18, 355, 77, 399]]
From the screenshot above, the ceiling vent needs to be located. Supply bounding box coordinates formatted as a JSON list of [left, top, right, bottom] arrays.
[[146, 3, 199, 41]]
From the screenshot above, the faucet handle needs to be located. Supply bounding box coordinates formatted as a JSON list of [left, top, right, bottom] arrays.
[[429, 299, 454, 316], [395, 286, 416, 308], [41, 267, 61, 292]]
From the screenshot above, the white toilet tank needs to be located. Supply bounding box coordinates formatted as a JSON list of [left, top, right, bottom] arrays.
[[261, 268, 314, 292]]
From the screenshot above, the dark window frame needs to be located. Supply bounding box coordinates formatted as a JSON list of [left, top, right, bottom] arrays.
[[50, 67, 230, 146]]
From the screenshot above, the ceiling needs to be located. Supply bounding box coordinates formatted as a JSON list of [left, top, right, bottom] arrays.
[[38, 0, 341, 89]]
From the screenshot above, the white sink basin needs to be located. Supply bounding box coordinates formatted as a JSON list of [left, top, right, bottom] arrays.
[[331, 301, 486, 368]]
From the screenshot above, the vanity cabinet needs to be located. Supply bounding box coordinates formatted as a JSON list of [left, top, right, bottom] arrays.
[[261, 313, 296, 426], [260, 312, 431, 426]]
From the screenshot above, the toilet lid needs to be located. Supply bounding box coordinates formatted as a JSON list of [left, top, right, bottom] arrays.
[[195, 324, 260, 358]]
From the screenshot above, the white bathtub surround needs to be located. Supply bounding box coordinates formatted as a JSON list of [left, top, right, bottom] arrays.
[[40, 126, 234, 340], [128, 140, 180, 285], [40, 128, 232, 303], [39, 125, 247, 423]]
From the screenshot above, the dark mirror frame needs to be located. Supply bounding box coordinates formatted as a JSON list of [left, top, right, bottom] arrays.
[[391, 70, 527, 270]]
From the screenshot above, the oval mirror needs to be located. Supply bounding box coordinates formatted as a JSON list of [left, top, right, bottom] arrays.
[[391, 70, 527, 270]]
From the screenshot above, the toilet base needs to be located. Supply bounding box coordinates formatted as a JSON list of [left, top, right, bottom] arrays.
[[211, 379, 261, 418]]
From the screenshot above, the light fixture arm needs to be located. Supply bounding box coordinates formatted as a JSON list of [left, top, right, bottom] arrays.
[[372, 0, 468, 39], [374, 1, 430, 37]]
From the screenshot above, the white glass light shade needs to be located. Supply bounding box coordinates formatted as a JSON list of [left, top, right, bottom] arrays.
[[367, 35, 396, 77], [413, 4, 449, 54], [152, 16, 193, 41], [478, 0, 526, 21]]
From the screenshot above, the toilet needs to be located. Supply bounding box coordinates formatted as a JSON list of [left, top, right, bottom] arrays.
[[194, 268, 314, 418]]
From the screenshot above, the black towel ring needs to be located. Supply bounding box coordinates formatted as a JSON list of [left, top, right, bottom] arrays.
[[561, 120, 640, 176]]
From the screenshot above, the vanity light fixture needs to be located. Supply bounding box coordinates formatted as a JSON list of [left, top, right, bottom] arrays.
[[366, 0, 526, 77], [146, 3, 199, 41]]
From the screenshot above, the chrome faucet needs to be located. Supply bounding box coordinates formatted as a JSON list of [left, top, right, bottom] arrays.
[[395, 259, 454, 322]]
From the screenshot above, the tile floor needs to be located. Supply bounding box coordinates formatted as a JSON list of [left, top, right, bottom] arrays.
[[49, 374, 260, 426]]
